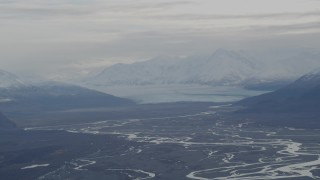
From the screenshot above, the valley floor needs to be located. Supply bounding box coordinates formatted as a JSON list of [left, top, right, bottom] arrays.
[[1, 103, 320, 179]]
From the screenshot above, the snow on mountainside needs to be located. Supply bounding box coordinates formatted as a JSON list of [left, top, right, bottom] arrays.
[[87, 49, 262, 86], [85, 49, 320, 88], [0, 70, 27, 88]]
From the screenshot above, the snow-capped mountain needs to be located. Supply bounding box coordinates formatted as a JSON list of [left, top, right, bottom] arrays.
[[0, 70, 27, 88], [86, 49, 262, 86], [85, 49, 320, 89]]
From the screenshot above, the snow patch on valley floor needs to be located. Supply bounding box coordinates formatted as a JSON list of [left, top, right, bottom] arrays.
[[71, 159, 96, 171], [21, 164, 50, 170], [105, 169, 155, 179]]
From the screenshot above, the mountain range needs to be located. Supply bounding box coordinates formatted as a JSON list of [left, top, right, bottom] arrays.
[[84, 49, 320, 89], [85, 49, 261, 87]]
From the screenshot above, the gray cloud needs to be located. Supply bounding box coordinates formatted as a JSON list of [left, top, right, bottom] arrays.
[[0, 1, 194, 19], [146, 11, 320, 21], [248, 22, 320, 33]]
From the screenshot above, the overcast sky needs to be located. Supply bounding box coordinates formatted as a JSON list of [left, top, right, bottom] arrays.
[[1, 0, 320, 80]]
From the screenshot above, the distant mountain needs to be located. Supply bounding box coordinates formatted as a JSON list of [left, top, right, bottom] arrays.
[[0, 112, 16, 130], [0, 81, 135, 112], [238, 71, 320, 113], [84, 50, 320, 89], [86, 49, 262, 86], [0, 69, 27, 88]]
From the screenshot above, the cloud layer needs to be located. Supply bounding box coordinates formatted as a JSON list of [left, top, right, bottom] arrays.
[[1, 0, 320, 80]]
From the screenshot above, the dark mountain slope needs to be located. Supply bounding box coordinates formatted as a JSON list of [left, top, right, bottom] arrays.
[[238, 71, 320, 113], [0, 81, 135, 113]]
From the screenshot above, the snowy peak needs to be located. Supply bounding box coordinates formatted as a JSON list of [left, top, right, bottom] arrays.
[[210, 50, 259, 75], [0, 70, 26, 88]]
